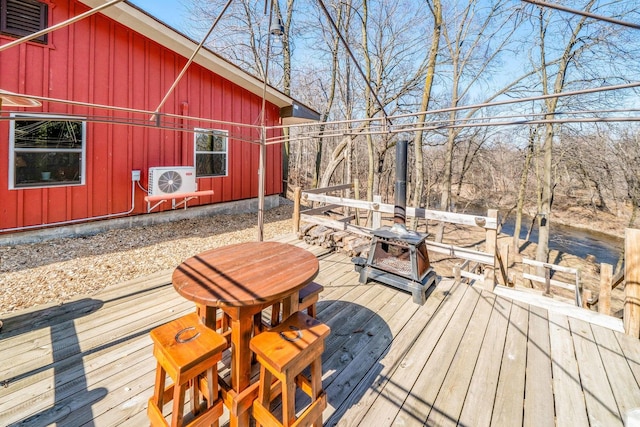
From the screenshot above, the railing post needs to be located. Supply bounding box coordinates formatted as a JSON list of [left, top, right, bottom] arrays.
[[454, 263, 462, 283], [292, 186, 302, 234], [582, 289, 592, 309], [624, 228, 640, 338], [353, 179, 360, 226], [599, 263, 613, 315], [483, 209, 498, 291], [575, 269, 582, 307], [543, 267, 552, 297], [498, 243, 510, 286], [372, 195, 382, 230]]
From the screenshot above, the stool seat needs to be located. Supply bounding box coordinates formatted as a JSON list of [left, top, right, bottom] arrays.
[[269, 281, 324, 327], [251, 312, 330, 427], [148, 312, 227, 427], [298, 282, 324, 317]]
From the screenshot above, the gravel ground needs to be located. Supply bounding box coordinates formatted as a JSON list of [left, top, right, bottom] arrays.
[[0, 204, 295, 315]]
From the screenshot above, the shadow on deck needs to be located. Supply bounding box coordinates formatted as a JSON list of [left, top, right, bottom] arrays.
[[1, 234, 639, 426]]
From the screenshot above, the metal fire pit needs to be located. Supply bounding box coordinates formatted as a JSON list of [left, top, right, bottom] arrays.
[[354, 226, 436, 305], [352, 140, 438, 305]]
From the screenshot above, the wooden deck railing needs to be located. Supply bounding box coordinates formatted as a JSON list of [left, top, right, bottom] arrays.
[[521, 258, 582, 307], [291, 185, 640, 338], [586, 264, 624, 314], [582, 228, 640, 338], [292, 184, 501, 290]]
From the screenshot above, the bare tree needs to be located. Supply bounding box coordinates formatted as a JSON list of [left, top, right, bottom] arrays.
[[434, 0, 522, 241], [410, 0, 442, 228]]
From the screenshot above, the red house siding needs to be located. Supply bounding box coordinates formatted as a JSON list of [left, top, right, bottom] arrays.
[[0, 0, 282, 231]]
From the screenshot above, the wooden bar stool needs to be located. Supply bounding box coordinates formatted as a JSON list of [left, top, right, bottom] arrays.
[[148, 312, 227, 427], [250, 311, 330, 427], [269, 281, 324, 326]]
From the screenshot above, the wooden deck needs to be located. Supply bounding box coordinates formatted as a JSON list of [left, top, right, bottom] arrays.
[[2, 234, 640, 426]]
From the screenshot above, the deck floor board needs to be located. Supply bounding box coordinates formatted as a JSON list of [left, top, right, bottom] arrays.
[[548, 312, 591, 426], [394, 283, 482, 427], [457, 293, 511, 427], [569, 316, 623, 426], [1, 235, 639, 426], [425, 290, 497, 427], [524, 304, 555, 427]]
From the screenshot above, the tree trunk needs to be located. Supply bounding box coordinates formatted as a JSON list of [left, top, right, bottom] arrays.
[[319, 137, 349, 188], [436, 123, 457, 242], [277, 0, 294, 196], [535, 121, 554, 273], [513, 128, 536, 253], [410, 0, 442, 229]]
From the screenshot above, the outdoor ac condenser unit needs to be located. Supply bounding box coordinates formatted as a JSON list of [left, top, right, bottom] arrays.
[[148, 166, 197, 196]]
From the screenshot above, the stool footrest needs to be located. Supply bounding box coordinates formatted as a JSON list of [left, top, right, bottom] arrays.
[[253, 399, 282, 427], [184, 400, 224, 427], [295, 373, 312, 398], [291, 392, 326, 427], [147, 398, 167, 427], [252, 392, 327, 427]]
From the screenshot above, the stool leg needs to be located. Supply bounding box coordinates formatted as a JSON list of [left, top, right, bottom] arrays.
[[310, 358, 323, 427], [307, 303, 317, 318], [253, 312, 264, 336], [171, 380, 186, 427], [206, 364, 219, 427], [255, 365, 273, 427], [282, 373, 297, 427], [153, 362, 166, 410], [190, 377, 199, 416], [270, 302, 281, 326]]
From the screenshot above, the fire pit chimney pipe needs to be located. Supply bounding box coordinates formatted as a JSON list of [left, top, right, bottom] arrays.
[[394, 140, 408, 227]]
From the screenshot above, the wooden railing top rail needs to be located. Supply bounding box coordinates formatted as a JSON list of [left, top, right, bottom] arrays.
[[521, 258, 579, 275], [303, 184, 353, 194], [521, 257, 582, 307], [301, 192, 498, 230]]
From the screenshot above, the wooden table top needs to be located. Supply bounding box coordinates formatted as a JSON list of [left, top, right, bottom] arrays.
[[172, 241, 319, 307]]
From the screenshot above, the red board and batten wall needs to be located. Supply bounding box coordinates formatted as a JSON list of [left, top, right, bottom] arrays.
[[0, 0, 282, 231]]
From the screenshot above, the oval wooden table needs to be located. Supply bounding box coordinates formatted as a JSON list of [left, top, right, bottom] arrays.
[[172, 241, 319, 427]]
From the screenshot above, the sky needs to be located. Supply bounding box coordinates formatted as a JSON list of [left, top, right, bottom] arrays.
[[129, 0, 187, 30]]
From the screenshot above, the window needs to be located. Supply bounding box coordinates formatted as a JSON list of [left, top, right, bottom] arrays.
[[1, 0, 48, 43], [10, 115, 86, 188], [194, 129, 228, 177]]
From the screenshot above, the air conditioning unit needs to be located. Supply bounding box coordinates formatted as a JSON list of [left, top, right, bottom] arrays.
[[148, 166, 197, 196]]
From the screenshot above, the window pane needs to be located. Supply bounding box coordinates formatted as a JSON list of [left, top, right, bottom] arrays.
[[195, 133, 212, 152], [196, 153, 226, 176], [14, 120, 83, 149], [15, 151, 81, 187], [212, 134, 226, 151]]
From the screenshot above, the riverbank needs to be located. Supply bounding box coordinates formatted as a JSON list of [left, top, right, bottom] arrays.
[[501, 200, 635, 240]]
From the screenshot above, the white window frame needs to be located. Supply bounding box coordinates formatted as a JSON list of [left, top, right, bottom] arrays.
[[194, 128, 228, 178], [9, 113, 87, 189]]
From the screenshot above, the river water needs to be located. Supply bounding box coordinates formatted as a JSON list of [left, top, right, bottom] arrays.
[[499, 216, 623, 266]]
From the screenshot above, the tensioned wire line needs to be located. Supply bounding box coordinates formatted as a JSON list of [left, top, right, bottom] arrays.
[[150, 0, 235, 121], [4, 79, 640, 147], [522, 0, 640, 31]]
